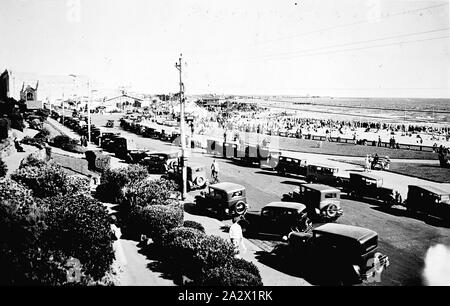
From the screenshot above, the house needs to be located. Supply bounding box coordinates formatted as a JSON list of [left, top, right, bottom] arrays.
[[103, 94, 143, 111]]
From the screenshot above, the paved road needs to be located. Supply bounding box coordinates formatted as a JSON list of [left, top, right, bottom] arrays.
[[91, 115, 450, 286]]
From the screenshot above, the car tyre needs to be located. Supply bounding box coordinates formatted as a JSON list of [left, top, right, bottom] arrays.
[[324, 204, 338, 220]]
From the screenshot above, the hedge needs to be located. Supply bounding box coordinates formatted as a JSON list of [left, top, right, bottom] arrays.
[[199, 265, 263, 286], [96, 164, 149, 203], [183, 220, 205, 233], [132, 204, 183, 245], [19, 153, 47, 169], [42, 194, 115, 280], [0, 158, 7, 178], [11, 163, 70, 198], [122, 178, 179, 208], [66, 175, 91, 196], [0, 179, 68, 285]]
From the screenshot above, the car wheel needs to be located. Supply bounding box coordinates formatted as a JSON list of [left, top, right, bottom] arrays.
[[195, 176, 206, 188], [233, 201, 247, 215], [324, 204, 338, 220]]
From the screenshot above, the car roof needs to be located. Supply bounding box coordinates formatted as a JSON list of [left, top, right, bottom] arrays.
[[350, 172, 382, 180], [301, 183, 340, 193], [308, 163, 338, 169], [264, 202, 306, 211], [408, 185, 450, 195], [210, 182, 245, 192], [313, 223, 377, 243]]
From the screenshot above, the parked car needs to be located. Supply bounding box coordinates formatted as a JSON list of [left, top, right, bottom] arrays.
[[140, 152, 179, 173], [106, 120, 114, 128], [114, 137, 138, 160], [273, 223, 390, 285], [195, 182, 249, 218], [346, 173, 402, 207], [404, 185, 450, 221], [306, 163, 347, 186], [275, 156, 307, 176], [164, 163, 208, 191], [241, 202, 312, 238], [284, 183, 343, 221], [259, 150, 282, 170]]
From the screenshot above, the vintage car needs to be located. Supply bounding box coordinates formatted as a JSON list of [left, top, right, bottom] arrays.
[[195, 182, 249, 218], [306, 163, 347, 186], [140, 151, 179, 173], [284, 183, 343, 221], [404, 185, 450, 221], [241, 202, 312, 238], [274, 223, 390, 285], [164, 163, 208, 191], [113, 137, 138, 160], [346, 173, 402, 207], [106, 120, 114, 128], [259, 150, 282, 170], [99, 132, 121, 148], [275, 156, 307, 177]]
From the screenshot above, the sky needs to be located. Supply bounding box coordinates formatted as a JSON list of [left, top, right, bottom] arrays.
[[0, 0, 449, 98]]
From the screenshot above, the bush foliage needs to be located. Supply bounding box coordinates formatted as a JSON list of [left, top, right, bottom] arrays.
[[96, 164, 149, 203], [182, 220, 205, 233], [11, 163, 70, 198], [0, 158, 7, 178], [132, 204, 183, 245], [42, 194, 115, 280], [199, 265, 263, 286]]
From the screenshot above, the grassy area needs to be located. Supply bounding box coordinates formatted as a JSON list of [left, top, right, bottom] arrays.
[[275, 137, 437, 160], [336, 159, 450, 183]]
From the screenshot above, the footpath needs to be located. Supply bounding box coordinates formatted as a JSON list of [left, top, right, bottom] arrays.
[[43, 119, 311, 286]]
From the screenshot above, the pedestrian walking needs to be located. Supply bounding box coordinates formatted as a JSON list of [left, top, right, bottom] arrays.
[[211, 159, 219, 183], [229, 216, 246, 259]]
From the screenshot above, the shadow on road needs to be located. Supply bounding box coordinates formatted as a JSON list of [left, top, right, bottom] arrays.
[[371, 206, 450, 229], [137, 243, 180, 285]]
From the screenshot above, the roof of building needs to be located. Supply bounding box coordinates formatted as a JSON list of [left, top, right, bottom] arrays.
[[105, 94, 143, 102]]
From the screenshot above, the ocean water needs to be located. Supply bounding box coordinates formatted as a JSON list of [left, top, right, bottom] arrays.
[[255, 97, 450, 125]]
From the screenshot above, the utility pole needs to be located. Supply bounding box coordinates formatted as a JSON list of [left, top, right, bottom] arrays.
[[175, 54, 187, 200], [88, 81, 91, 144]]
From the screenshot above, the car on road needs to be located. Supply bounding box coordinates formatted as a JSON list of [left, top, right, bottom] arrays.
[[275, 156, 307, 177], [404, 185, 450, 221], [241, 202, 312, 238], [345, 173, 402, 207], [195, 182, 249, 218], [306, 163, 347, 186], [140, 151, 179, 173], [284, 183, 343, 221], [274, 223, 390, 285], [106, 120, 114, 128], [164, 163, 208, 191]]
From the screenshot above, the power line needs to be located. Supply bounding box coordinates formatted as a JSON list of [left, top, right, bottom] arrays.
[[253, 2, 449, 46], [246, 35, 450, 62], [255, 27, 450, 61]]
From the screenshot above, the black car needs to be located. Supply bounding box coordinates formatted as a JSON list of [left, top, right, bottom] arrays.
[[242, 202, 311, 238]]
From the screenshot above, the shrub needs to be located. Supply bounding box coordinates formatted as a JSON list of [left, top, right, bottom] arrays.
[[51, 135, 77, 147], [11, 163, 70, 198], [122, 178, 179, 208], [0, 158, 7, 178], [42, 194, 115, 280], [161, 227, 205, 276], [199, 265, 263, 286], [34, 128, 51, 139], [183, 220, 205, 233], [66, 175, 91, 196], [20, 136, 45, 149], [228, 257, 262, 281], [96, 164, 149, 203], [19, 153, 47, 169], [132, 204, 183, 245], [0, 179, 68, 285]]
